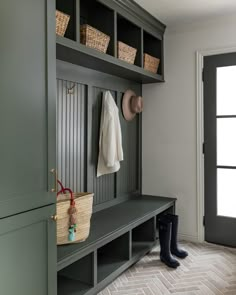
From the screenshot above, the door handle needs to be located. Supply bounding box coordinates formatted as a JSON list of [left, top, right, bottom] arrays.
[[50, 169, 57, 193]]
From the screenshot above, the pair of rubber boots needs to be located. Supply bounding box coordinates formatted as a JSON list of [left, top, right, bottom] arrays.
[[158, 214, 188, 268]]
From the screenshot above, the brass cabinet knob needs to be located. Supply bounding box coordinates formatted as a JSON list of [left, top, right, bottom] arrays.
[[51, 215, 58, 222]]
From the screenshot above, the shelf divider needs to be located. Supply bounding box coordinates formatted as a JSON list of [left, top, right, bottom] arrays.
[[93, 250, 97, 287], [114, 11, 118, 58], [76, 0, 80, 42], [141, 28, 144, 68]]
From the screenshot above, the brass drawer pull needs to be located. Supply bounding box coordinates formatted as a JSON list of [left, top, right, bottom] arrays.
[[50, 168, 57, 193]]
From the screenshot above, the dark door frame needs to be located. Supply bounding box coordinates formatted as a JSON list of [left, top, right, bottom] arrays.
[[196, 47, 236, 243]]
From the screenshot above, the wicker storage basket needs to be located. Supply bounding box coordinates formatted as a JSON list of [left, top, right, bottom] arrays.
[[80, 24, 110, 53], [56, 10, 70, 37], [143, 53, 160, 74], [56, 181, 93, 245], [118, 41, 137, 64]]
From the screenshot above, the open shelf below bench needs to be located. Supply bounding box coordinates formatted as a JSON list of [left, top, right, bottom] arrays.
[[97, 233, 130, 283], [58, 251, 95, 295], [58, 276, 92, 295], [98, 257, 127, 283], [132, 241, 156, 258]]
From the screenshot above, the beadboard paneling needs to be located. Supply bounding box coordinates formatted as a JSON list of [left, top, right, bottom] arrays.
[[57, 79, 86, 193], [57, 61, 142, 211], [117, 93, 139, 195]]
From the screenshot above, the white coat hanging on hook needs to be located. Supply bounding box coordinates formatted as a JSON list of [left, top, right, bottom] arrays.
[[97, 91, 124, 177]]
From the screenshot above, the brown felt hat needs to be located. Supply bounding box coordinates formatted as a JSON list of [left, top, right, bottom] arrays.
[[122, 90, 144, 121]]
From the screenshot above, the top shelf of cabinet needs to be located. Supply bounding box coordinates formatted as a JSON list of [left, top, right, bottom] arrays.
[[56, 0, 166, 84]]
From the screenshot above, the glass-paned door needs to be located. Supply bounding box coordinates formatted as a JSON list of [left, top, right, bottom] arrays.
[[204, 53, 236, 247]]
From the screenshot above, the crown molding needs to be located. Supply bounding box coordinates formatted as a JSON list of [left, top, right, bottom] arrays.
[[98, 0, 166, 36]]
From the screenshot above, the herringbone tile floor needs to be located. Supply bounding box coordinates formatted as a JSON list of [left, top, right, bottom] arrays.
[[99, 241, 236, 295]]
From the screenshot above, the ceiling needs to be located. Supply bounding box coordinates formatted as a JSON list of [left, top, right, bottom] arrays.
[[134, 0, 236, 26]]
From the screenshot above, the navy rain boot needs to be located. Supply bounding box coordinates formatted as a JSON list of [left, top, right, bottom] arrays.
[[167, 214, 188, 259], [158, 216, 180, 268]]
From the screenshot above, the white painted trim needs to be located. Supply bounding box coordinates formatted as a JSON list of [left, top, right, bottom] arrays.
[[196, 45, 236, 243]]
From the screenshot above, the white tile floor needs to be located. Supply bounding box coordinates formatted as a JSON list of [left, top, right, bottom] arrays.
[[99, 241, 236, 295]]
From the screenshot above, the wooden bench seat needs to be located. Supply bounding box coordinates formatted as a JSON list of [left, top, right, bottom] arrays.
[[57, 194, 176, 295]]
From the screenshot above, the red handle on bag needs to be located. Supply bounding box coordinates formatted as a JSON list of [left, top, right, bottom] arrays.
[[57, 180, 75, 206]]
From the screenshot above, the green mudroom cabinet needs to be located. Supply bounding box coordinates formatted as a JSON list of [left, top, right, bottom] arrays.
[[0, 0, 57, 218], [0, 0, 57, 294], [0, 0, 170, 294]]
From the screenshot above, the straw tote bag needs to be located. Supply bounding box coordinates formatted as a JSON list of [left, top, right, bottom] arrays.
[[56, 180, 94, 245]]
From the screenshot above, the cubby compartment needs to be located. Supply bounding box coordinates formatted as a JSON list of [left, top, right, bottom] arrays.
[[117, 14, 142, 67], [97, 233, 130, 283], [132, 218, 156, 257], [143, 31, 163, 75], [80, 0, 115, 56], [156, 206, 175, 239], [56, 0, 76, 41], [56, 0, 166, 83], [58, 252, 94, 295]]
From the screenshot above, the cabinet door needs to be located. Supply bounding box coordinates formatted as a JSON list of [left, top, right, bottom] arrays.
[[0, 0, 56, 218], [0, 205, 57, 295]]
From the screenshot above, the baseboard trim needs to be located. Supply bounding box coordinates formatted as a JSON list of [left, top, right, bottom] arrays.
[[179, 234, 199, 243]]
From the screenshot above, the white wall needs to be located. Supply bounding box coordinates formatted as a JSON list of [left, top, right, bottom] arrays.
[[142, 13, 236, 241]]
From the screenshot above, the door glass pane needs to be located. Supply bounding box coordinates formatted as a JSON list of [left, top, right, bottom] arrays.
[[217, 168, 236, 218], [217, 66, 236, 115], [217, 118, 236, 166]]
